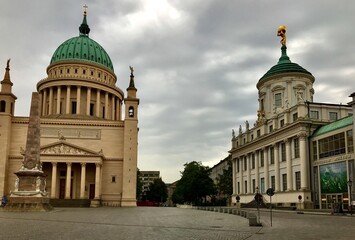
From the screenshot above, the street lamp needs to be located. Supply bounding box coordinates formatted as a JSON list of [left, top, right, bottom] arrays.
[[348, 178, 353, 216]]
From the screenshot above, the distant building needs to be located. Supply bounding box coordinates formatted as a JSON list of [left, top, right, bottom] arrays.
[[210, 155, 231, 185], [166, 181, 178, 207], [139, 171, 160, 197], [230, 31, 353, 209]]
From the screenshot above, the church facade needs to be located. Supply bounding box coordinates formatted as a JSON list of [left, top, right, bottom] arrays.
[[0, 10, 139, 207], [230, 27, 354, 209]]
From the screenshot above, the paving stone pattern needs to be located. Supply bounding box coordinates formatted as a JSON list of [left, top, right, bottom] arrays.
[[0, 207, 354, 240]]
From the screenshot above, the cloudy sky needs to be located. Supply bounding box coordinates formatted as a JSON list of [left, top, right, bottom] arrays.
[[0, 0, 354, 183]]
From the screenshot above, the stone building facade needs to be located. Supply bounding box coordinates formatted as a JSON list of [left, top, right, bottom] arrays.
[[230, 43, 353, 209], [0, 11, 139, 207]]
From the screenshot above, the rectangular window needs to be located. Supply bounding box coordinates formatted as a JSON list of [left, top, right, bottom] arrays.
[[237, 182, 240, 194], [102, 106, 105, 118], [310, 110, 319, 119], [293, 113, 298, 122], [71, 101, 77, 114], [251, 154, 255, 169], [251, 134, 254, 141], [347, 130, 354, 153], [260, 178, 265, 193], [271, 176, 275, 190], [237, 159, 240, 172], [257, 129, 261, 137], [111, 176, 116, 183], [329, 112, 338, 121], [244, 157, 247, 171], [260, 150, 264, 167], [275, 93, 282, 107], [244, 181, 247, 194], [280, 119, 285, 127], [282, 174, 287, 191], [252, 179, 256, 193], [270, 147, 275, 164], [318, 132, 346, 159], [294, 138, 300, 158], [281, 143, 286, 162], [295, 171, 301, 190], [269, 125, 273, 133], [90, 103, 95, 116]]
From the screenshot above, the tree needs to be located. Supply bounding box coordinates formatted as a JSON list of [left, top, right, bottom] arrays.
[[146, 178, 168, 203], [216, 155, 233, 205], [136, 168, 143, 200], [173, 161, 216, 205]]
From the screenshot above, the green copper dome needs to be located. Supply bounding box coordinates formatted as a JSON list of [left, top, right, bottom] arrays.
[[259, 46, 312, 82], [50, 14, 114, 72]]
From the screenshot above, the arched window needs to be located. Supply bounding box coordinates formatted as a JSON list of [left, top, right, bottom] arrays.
[[128, 106, 134, 117], [0, 100, 6, 112]]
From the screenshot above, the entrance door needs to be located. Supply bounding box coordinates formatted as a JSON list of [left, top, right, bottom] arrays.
[[89, 184, 95, 199], [59, 179, 66, 199], [326, 194, 343, 210]]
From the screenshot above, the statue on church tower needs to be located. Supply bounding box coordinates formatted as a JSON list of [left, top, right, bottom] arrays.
[[277, 25, 287, 46]]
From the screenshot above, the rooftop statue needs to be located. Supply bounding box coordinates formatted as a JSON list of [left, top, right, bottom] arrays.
[[277, 25, 287, 46]]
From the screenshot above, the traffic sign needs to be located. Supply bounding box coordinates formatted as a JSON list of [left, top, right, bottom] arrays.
[[266, 188, 274, 196]]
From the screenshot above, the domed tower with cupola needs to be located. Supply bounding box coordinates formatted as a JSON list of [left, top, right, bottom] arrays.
[[256, 25, 315, 125]]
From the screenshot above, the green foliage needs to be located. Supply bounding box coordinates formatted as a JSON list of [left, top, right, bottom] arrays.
[[136, 168, 143, 200], [146, 178, 168, 203], [216, 155, 233, 197], [173, 161, 216, 205]]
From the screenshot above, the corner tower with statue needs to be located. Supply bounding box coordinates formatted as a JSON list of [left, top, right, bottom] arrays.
[[230, 26, 353, 209], [0, 8, 139, 208]]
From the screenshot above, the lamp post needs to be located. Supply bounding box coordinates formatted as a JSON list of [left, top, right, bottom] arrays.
[[255, 187, 261, 224], [348, 178, 352, 216]]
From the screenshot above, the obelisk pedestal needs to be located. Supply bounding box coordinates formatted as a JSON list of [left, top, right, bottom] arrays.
[[4, 92, 52, 211]]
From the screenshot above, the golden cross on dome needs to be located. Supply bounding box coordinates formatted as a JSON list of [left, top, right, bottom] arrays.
[[83, 3, 88, 16]]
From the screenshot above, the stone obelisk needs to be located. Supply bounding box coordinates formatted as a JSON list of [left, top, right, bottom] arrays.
[[5, 92, 52, 211]]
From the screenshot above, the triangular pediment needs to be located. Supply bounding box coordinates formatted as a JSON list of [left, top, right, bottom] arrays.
[[40, 141, 102, 156]]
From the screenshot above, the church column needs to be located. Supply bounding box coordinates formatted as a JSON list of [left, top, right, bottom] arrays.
[[111, 95, 115, 120], [42, 89, 47, 115], [66, 86, 71, 114], [65, 162, 72, 199], [239, 158, 244, 194], [80, 163, 86, 199], [56, 86, 61, 114], [51, 162, 57, 198], [96, 89, 101, 117], [274, 143, 280, 192], [299, 133, 308, 190], [285, 139, 293, 191], [86, 87, 91, 115], [116, 99, 120, 120], [76, 86, 81, 114], [49, 87, 53, 115], [255, 151, 259, 189], [246, 154, 251, 194], [105, 92, 108, 119], [94, 163, 101, 199], [232, 158, 236, 194], [264, 148, 269, 191]]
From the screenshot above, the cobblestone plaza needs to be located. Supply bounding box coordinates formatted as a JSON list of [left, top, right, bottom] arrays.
[[0, 207, 354, 240]]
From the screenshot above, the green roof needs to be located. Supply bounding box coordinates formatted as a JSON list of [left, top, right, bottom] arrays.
[[312, 116, 353, 137], [50, 14, 114, 72], [259, 45, 312, 82]]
